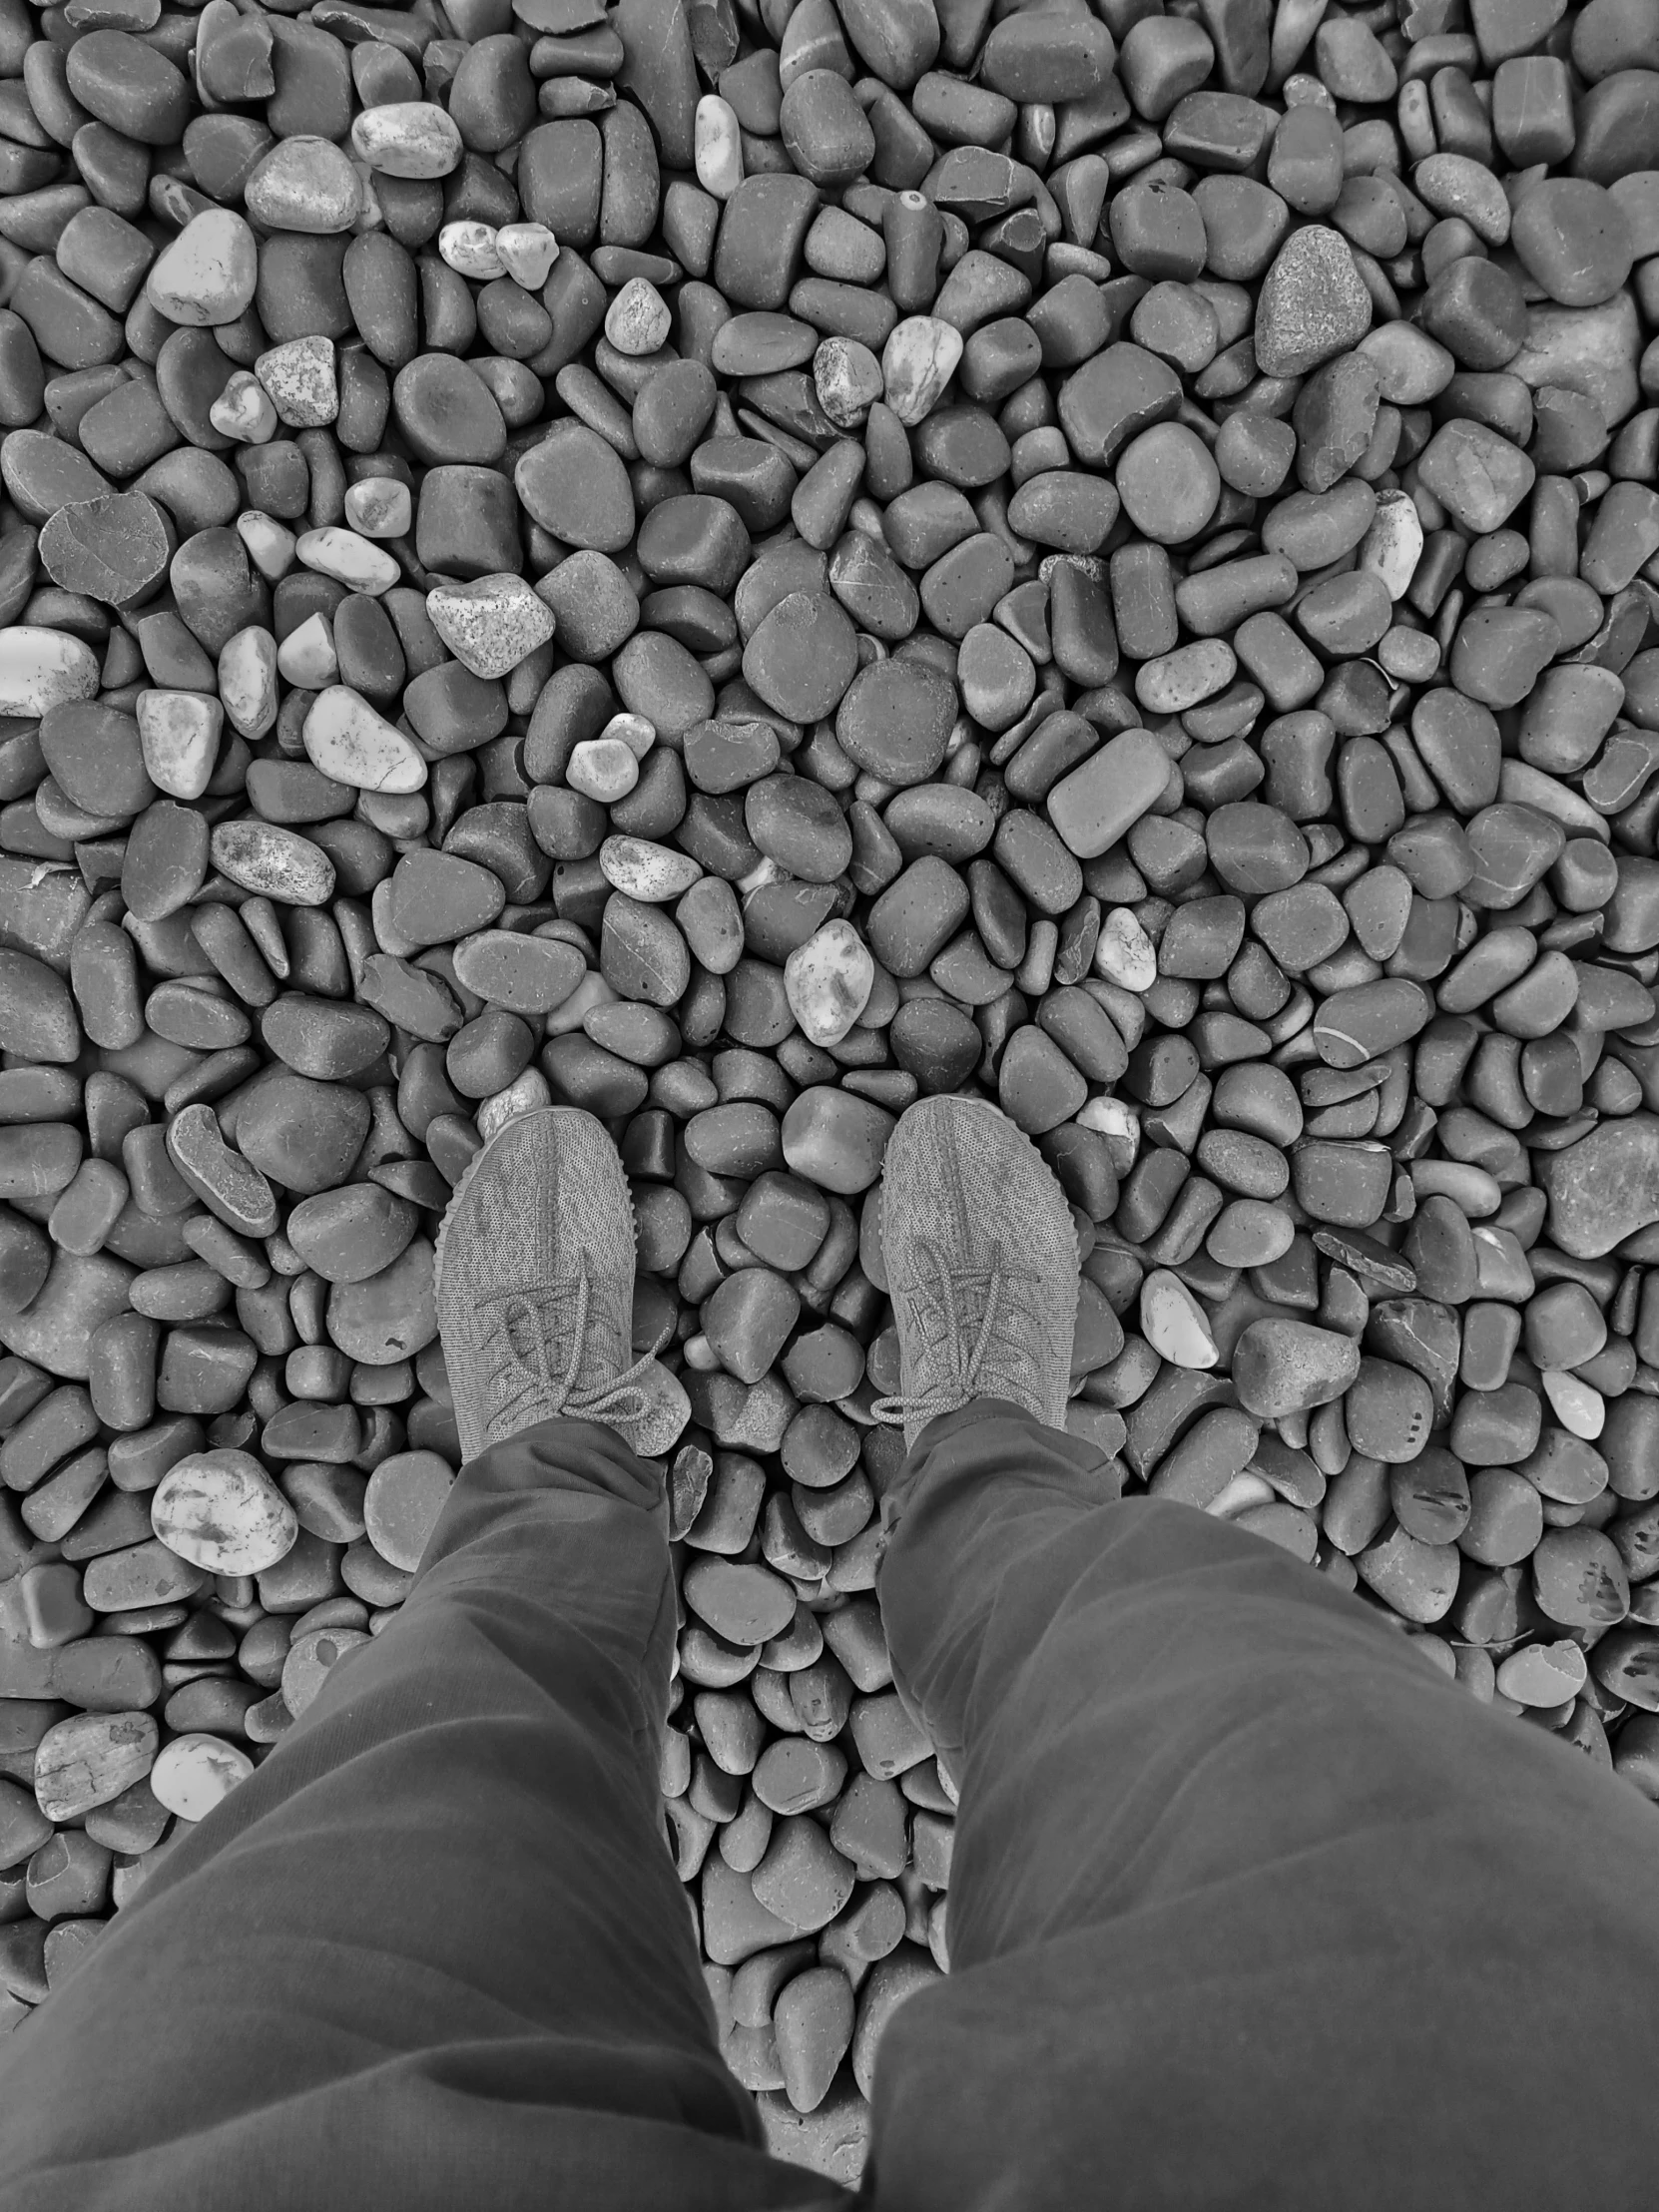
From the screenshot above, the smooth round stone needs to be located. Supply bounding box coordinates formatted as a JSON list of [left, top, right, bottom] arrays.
[[0, 627, 99, 716], [151, 1450, 298, 1575], [743, 592, 859, 722], [515, 422, 634, 551], [426, 575, 557, 679], [835, 660, 957, 785], [784, 921, 875, 1046], [1312, 979, 1432, 1067], [286, 1184, 417, 1283], [684, 1557, 798, 1645], [782, 1088, 894, 1193], [145, 209, 259, 327], [149, 1732, 254, 1819], [1345, 1358, 1433, 1463], [325, 1238, 436, 1366], [388, 850, 506, 944], [135, 691, 223, 802], [1539, 1114, 1659, 1258], [246, 138, 360, 233], [1232, 1320, 1363, 1417], [351, 102, 463, 177], [451, 928, 588, 1012], [363, 1450, 453, 1572], [1510, 178, 1634, 305], [1116, 422, 1220, 544]]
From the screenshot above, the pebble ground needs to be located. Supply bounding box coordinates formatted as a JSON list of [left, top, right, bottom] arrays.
[[4, 0, 1659, 2184]]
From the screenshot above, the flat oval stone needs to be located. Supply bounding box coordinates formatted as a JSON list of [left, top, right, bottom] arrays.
[[151, 1449, 298, 1574], [1540, 1115, 1659, 1259], [744, 591, 859, 722], [835, 659, 957, 786]]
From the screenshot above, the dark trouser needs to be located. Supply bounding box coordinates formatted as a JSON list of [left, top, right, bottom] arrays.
[[3, 1402, 1659, 2212]]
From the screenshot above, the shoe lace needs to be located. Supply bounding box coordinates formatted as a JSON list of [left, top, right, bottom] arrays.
[[478, 1270, 656, 1440], [870, 1236, 1026, 1435]]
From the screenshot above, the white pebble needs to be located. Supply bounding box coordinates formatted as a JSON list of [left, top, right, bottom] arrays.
[[425, 573, 557, 678], [1140, 1269, 1220, 1370], [350, 101, 464, 178], [881, 316, 962, 427], [1359, 488, 1424, 600], [136, 690, 222, 801], [255, 335, 338, 429], [0, 626, 98, 716], [150, 1734, 254, 1821], [784, 919, 875, 1046], [695, 95, 743, 199], [476, 1067, 553, 1142], [276, 612, 338, 689], [210, 369, 277, 444], [495, 221, 559, 288], [567, 736, 641, 803], [152, 1449, 298, 1574], [602, 711, 656, 761], [1541, 1369, 1605, 1439], [343, 477, 412, 539], [145, 207, 258, 326], [236, 511, 296, 581], [599, 834, 702, 902], [438, 220, 505, 279], [604, 276, 671, 356], [1094, 907, 1157, 992], [218, 626, 279, 740], [296, 526, 399, 595]]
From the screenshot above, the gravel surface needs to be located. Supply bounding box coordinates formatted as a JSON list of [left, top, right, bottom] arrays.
[[3, 0, 1659, 2183]]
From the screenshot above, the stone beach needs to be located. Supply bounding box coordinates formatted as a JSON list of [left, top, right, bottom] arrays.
[[3, 0, 1659, 2182]]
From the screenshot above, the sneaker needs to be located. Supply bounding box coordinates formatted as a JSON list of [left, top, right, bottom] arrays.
[[434, 1106, 690, 1463], [872, 1096, 1081, 1451]]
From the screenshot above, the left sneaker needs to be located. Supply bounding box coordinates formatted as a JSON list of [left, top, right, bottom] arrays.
[[433, 1106, 690, 1463]]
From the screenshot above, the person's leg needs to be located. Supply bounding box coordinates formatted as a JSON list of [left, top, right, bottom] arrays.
[[868, 1400, 1659, 2212], [0, 1108, 846, 2212], [859, 1097, 1659, 2212], [0, 1413, 844, 2212]]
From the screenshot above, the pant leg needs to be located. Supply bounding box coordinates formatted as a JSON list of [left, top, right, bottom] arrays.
[[0, 1417, 847, 2212], [865, 1398, 1659, 2212]]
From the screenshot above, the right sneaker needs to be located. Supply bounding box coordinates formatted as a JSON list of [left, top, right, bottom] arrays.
[[872, 1097, 1081, 1451]]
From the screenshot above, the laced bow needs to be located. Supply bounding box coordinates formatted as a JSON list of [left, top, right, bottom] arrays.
[[478, 1270, 655, 1440], [870, 1236, 1019, 1435]]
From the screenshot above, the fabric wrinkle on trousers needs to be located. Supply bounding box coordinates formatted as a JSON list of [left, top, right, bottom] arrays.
[[0, 1402, 1657, 2212]]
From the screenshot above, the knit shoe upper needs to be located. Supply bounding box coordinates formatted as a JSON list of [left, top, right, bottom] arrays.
[[433, 1106, 690, 1463], [873, 1096, 1081, 1451]]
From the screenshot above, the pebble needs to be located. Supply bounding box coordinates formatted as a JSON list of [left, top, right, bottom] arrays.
[[426, 576, 558, 679], [0, 0, 1651, 2161], [151, 1451, 298, 1576], [148, 1734, 254, 1821]]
